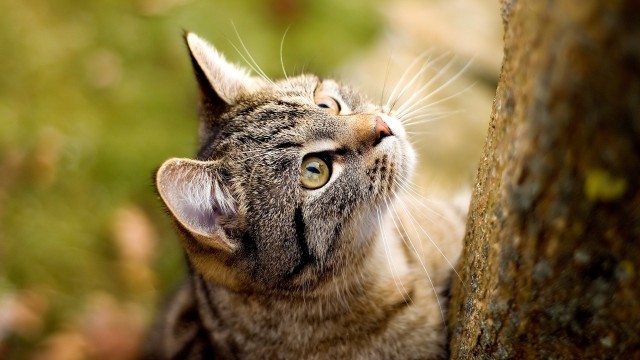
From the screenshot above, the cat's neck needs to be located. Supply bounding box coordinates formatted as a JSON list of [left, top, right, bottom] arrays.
[[191, 220, 445, 358], [202, 218, 412, 309]]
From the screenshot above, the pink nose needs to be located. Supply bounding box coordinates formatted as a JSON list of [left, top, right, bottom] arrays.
[[375, 116, 392, 142]]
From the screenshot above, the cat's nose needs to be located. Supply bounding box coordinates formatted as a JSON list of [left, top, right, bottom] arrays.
[[374, 116, 392, 145], [343, 114, 394, 149]]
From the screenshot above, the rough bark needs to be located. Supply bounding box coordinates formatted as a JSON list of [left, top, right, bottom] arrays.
[[448, 0, 640, 358]]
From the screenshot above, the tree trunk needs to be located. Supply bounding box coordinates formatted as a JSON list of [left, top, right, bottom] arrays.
[[447, 0, 640, 358]]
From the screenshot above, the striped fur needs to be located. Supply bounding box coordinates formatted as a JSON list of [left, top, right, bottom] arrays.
[[145, 33, 466, 359]]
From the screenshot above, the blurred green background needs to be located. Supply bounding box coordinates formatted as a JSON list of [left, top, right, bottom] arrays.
[[0, 0, 500, 358]]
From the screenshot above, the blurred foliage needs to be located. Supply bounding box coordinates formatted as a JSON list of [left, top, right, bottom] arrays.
[[0, 0, 381, 357]]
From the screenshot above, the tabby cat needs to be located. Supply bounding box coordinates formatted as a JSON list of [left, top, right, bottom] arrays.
[[143, 32, 466, 359]]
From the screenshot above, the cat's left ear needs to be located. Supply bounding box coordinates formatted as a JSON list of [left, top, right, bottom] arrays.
[[155, 158, 239, 253], [184, 32, 259, 105]]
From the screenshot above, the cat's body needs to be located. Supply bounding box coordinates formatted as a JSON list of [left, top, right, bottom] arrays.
[[144, 33, 466, 359]]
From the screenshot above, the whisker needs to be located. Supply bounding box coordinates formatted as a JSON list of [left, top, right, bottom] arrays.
[[393, 174, 450, 221], [396, 58, 474, 119], [388, 52, 450, 114], [379, 53, 393, 107], [230, 23, 277, 87], [227, 40, 274, 86], [398, 83, 475, 122], [399, 179, 440, 198], [280, 26, 292, 84], [402, 110, 464, 127], [393, 56, 458, 118], [385, 52, 426, 109], [376, 206, 411, 304], [299, 62, 309, 75], [385, 51, 439, 110], [387, 197, 446, 323], [405, 131, 442, 137], [391, 184, 462, 282]]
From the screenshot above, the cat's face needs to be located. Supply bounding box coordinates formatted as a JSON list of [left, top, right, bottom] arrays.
[[156, 33, 416, 293]]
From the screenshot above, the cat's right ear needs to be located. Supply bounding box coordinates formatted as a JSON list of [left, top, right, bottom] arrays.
[[184, 32, 258, 106], [155, 158, 238, 253]]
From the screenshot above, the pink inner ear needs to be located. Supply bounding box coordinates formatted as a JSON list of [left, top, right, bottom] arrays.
[[179, 202, 220, 236], [167, 178, 227, 237], [157, 158, 234, 238]]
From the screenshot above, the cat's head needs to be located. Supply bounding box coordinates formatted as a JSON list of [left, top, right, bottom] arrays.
[[155, 33, 416, 294]]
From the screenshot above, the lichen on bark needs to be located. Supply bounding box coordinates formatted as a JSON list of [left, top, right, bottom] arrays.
[[448, 0, 640, 358]]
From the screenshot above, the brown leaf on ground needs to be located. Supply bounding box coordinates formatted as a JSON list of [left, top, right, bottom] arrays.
[[29, 127, 64, 187], [112, 204, 157, 265], [0, 290, 49, 340], [32, 330, 86, 360], [80, 294, 145, 360], [112, 205, 158, 294], [34, 293, 146, 360]]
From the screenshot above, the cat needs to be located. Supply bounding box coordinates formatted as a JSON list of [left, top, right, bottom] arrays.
[[142, 32, 466, 360]]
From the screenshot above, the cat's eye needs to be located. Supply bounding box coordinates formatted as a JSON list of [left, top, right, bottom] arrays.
[[314, 95, 341, 115], [300, 156, 331, 189]]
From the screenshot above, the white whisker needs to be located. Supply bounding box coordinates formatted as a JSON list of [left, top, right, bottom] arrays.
[[396, 58, 474, 119], [392, 53, 452, 113], [387, 197, 446, 323], [385, 51, 445, 111], [379, 54, 393, 107], [385, 52, 429, 109], [394, 56, 458, 118], [398, 83, 474, 122], [402, 109, 464, 127], [391, 184, 462, 282], [405, 131, 442, 137], [230, 23, 277, 87], [376, 206, 411, 304], [388, 53, 450, 114], [280, 26, 291, 85], [392, 174, 450, 222]]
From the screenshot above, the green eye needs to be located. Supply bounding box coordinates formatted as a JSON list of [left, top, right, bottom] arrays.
[[300, 156, 331, 189], [314, 94, 340, 115]]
